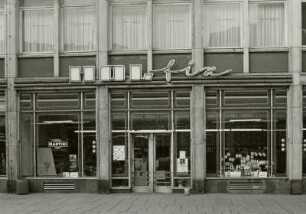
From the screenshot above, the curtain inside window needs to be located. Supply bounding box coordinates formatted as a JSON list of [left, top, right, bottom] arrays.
[[204, 3, 241, 48], [0, 11, 4, 53], [112, 7, 147, 50], [153, 5, 190, 49], [62, 7, 96, 52], [23, 10, 53, 53], [249, 3, 285, 47]]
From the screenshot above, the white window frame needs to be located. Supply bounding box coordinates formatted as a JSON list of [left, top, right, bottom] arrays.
[[61, 2, 96, 53], [248, 0, 287, 48], [109, 4, 147, 51], [19, 6, 54, 54], [153, 3, 192, 50], [203, 1, 243, 49]]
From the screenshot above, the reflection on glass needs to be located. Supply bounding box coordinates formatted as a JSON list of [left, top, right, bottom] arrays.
[[133, 135, 149, 186], [20, 114, 34, 176], [83, 112, 96, 177], [0, 115, 5, 175], [37, 114, 79, 177], [223, 111, 269, 177], [112, 133, 128, 177]]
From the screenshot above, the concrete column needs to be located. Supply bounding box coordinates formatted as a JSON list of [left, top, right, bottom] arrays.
[[243, 0, 249, 73], [287, 0, 303, 194], [97, 86, 110, 193], [5, 0, 19, 193], [53, 0, 60, 77], [147, 0, 153, 71], [97, 0, 108, 67], [97, 0, 109, 193], [191, 85, 205, 193], [193, 0, 203, 69]]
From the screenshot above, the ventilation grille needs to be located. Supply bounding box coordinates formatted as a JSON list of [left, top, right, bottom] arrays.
[[43, 183, 75, 190], [228, 181, 264, 191]]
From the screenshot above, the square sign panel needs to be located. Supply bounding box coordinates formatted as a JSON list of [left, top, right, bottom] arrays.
[[130, 64, 142, 81], [83, 66, 95, 82], [69, 66, 82, 82]]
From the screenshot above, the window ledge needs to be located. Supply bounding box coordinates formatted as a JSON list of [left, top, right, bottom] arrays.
[[109, 50, 147, 56], [204, 48, 243, 53], [18, 53, 54, 58], [153, 49, 192, 54], [249, 47, 289, 52], [205, 177, 289, 180], [60, 52, 96, 57]]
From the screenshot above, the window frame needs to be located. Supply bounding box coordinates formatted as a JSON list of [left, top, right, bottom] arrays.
[[19, 6, 54, 54]]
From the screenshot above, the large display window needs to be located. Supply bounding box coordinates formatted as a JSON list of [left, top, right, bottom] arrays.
[[110, 90, 191, 190], [206, 88, 287, 178], [20, 91, 96, 178]]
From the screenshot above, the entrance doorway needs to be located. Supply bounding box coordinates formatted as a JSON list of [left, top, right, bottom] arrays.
[[132, 133, 172, 193]]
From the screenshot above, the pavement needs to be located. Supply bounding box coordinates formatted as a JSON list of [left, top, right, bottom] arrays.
[[1, 193, 306, 214]]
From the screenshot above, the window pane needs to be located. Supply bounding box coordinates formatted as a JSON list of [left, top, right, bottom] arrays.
[[174, 111, 190, 130], [37, 114, 80, 177], [112, 112, 127, 130], [83, 112, 96, 177], [174, 132, 190, 176], [131, 112, 170, 130], [111, 92, 127, 109], [153, 5, 190, 49], [204, 3, 241, 48], [249, 3, 285, 47], [36, 93, 80, 110], [20, 114, 34, 177], [0, 115, 5, 175], [303, 3, 306, 45], [131, 91, 170, 109], [224, 89, 269, 107], [112, 6, 147, 50], [83, 92, 96, 109], [112, 133, 128, 177], [223, 110, 270, 178], [274, 89, 287, 107], [174, 90, 190, 108], [23, 10, 54, 52], [0, 11, 4, 53], [206, 90, 219, 108], [62, 7, 96, 52], [206, 111, 218, 176], [20, 93, 33, 111], [274, 111, 286, 175]]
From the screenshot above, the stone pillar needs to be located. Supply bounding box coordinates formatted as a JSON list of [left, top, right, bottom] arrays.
[[191, 85, 205, 193], [193, 0, 203, 69], [53, 0, 60, 77], [287, 0, 303, 194], [97, 0, 110, 193], [6, 0, 18, 193], [147, 0, 153, 71]]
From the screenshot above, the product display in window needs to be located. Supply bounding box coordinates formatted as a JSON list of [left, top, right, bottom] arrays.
[[223, 148, 269, 178]]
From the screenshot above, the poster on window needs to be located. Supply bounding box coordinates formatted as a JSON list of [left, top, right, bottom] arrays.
[[113, 145, 125, 161]]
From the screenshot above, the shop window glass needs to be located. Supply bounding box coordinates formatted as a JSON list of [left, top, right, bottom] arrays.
[[174, 132, 190, 175], [206, 90, 219, 108], [20, 93, 33, 110], [153, 4, 191, 49], [111, 92, 127, 109], [224, 89, 269, 107], [112, 6, 147, 50], [83, 112, 96, 177], [174, 111, 190, 130], [112, 133, 128, 178], [131, 112, 171, 130], [37, 114, 80, 177], [0, 115, 5, 176], [83, 92, 96, 109], [204, 3, 241, 48], [20, 114, 34, 177], [174, 91, 190, 108], [223, 110, 270, 177], [62, 6, 96, 52], [131, 91, 170, 109], [249, 2, 285, 47], [274, 89, 287, 107], [302, 3, 306, 45], [274, 111, 286, 175], [36, 92, 79, 110], [112, 113, 127, 130], [206, 111, 218, 176], [0, 10, 4, 53], [22, 9, 53, 52]]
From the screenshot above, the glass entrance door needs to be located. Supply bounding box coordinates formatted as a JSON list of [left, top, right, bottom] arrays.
[[132, 133, 171, 193]]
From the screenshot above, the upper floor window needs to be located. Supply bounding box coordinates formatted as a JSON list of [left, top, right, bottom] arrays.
[[0, 2, 4, 54], [302, 2, 306, 45], [204, 2, 241, 48], [20, 0, 53, 53], [61, 0, 96, 52], [111, 6, 147, 50], [153, 4, 191, 49], [249, 2, 285, 47]]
